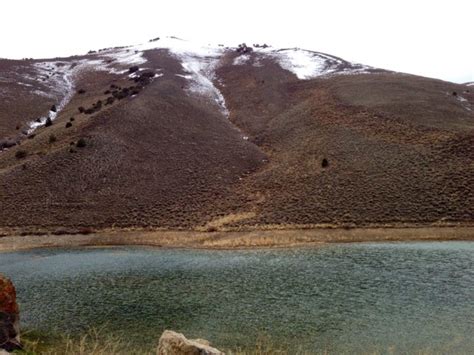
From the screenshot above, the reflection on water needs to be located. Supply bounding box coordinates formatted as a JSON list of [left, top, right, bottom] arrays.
[[1, 242, 473, 353]]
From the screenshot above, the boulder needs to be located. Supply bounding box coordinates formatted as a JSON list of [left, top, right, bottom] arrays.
[[0, 274, 21, 352], [157, 330, 223, 355]]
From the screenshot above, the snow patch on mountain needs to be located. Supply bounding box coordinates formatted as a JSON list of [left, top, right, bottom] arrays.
[[233, 54, 251, 66], [259, 48, 372, 80], [271, 49, 332, 79], [138, 37, 229, 115], [26, 59, 116, 133]]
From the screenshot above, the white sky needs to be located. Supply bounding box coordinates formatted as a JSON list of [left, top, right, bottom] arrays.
[[2, 0, 473, 83]]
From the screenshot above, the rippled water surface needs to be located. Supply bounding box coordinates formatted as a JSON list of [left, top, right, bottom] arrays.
[[1, 242, 473, 353]]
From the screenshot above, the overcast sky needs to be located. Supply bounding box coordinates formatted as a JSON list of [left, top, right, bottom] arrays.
[[2, 0, 473, 83]]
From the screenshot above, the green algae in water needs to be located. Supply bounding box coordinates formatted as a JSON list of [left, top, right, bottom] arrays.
[[1, 242, 473, 353]]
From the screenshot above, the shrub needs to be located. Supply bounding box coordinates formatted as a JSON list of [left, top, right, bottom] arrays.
[[45, 117, 53, 127], [49, 135, 57, 144], [78, 106, 85, 113], [50, 104, 57, 112], [70, 117, 75, 122], [77, 89, 86, 94], [15, 150, 27, 159], [76, 138, 87, 148], [322, 158, 329, 168], [105, 97, 115, 105], [129, 65, 139, 73], [452, 91, 457, 96], [65, 122, 72, 128]]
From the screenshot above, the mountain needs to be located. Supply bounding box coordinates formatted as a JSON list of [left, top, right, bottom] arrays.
[[0, 37, 473, 233]]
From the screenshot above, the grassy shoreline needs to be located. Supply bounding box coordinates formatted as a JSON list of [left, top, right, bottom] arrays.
[[1, 226, 473, 252]]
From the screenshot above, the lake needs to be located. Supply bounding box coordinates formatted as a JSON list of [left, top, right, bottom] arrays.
[[1, 242, 473, 353]]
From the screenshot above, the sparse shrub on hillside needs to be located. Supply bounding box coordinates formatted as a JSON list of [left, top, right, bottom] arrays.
[[322, 158, 329, 168], [65, 122, 72, 128], [237, 43, 253, 54], [49, 134, 57, 144], [50, 104, 57, 112], [452, 91, 457, 96], [78, 106, 85, 113], [0, 139, 17, 150], [27, 134, 35, 139], [70, 117, 75, 122], [76, 138, 87, 148], [77, 89, 86, 94], [45, 117, 53, 127], [15, 150, 27, 159], [129, 65, 139, 73], [15, 124, 20, 130], [105, 96, 115, 105]]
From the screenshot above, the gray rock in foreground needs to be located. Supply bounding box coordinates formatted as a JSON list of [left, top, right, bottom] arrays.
[[157, 330, 224, 355]]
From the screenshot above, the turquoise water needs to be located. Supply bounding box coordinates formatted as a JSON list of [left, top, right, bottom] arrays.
[[1, 242, 473, 353]]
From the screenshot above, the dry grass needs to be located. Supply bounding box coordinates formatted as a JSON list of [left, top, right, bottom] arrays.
[[1, 226, 473, 252], [18, 329, 454, 355], [19, 328, 152, 355]]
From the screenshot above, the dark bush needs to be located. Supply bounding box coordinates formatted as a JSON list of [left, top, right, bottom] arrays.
[[49, 134, 57, 143], [76, 138, 87, 148], [27, 134, 35, 139], [105, 96, 115, 105], [50, 104, 57, 112], [78, 106, 85, 113], [65, 122, 72, 128], [84, 108, 95, 114], [134, 71, 155, 85], [45, 117, 53, 127], [129, 66, 139, 73], [452, 91, 457, 96], [237, 43, 253, 54], [77, 89, 86, 94], [0, 139, 17, 150], [70, 117, 75, 122], [322, 158, 329, 168], [104, 90, 111, 95], [130, 86, 141, 96], [15, 150, 27, 159]]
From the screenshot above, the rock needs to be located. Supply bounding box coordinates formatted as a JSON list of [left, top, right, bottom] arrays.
[[157, 330, 223, 355], [0, 274, 21, 352]]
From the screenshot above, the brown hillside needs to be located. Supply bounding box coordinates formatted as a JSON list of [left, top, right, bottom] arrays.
[[0, 43, 473, 232]]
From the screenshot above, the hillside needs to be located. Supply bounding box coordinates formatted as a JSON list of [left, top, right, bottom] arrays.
[[0, 37, 473, 233]]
